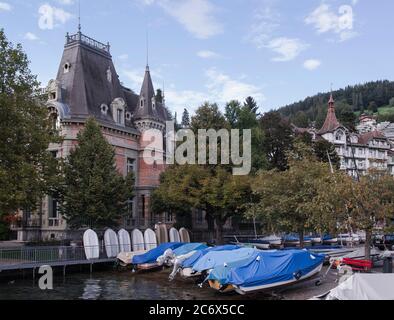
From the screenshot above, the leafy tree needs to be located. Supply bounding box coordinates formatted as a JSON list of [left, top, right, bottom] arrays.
[[191, 102, 229, 132], [60, 118, 134, 229], [368, 101, 378, 113], [313, 140, 340, 169], [389, 97, 394, 107], [259, 111, 293, 171], [247, 143, 333, 247], [224, 100, 242, 128], [181, 108, 190, 128], [338, 105, 356, 131], [293, 111, 309, 128], [0, 29, 61, 218]]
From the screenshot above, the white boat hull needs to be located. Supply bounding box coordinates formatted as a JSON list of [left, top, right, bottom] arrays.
[[234, 264, 323, 295]]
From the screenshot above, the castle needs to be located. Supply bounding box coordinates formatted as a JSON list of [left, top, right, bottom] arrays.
[[13, 29, 170, 241]]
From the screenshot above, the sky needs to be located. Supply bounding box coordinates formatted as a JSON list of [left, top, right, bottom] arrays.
[[1, 0, 394, 119]]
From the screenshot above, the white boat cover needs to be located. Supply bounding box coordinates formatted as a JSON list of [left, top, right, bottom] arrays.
[[327, 274, 394, 300]]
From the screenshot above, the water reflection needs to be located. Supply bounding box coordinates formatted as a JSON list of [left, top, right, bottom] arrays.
[[0, 269, 271, 300]]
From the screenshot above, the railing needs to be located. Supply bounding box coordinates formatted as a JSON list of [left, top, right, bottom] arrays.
[[66, 32, 110, 53], [11, 218, 41, 229], [0, 244, 118, 267]]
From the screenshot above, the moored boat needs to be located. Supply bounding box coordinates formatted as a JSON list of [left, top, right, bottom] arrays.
[[218, 250, 324, 295]]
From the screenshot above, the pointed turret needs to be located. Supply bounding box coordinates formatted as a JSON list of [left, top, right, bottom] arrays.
[[134, 65, 168, 122], [318, 93, 341, 135]]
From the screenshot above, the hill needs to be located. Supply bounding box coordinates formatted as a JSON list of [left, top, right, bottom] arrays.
[[277, 80, 394, 129]]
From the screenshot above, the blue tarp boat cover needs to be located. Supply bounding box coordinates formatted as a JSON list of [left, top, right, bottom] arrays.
[[132, 243, 184, 264], [173, 243, 208, 256], [192, 248, 256, 273], [225, 250, 324, 288], [206, 252, 261, 285], [182, 245, 240, 268]]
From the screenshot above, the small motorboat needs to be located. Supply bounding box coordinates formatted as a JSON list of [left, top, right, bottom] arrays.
[[261, 235, 283, 247], [179, 245, 240, 278], [156, 243, 207, 266], [132, 242, 184, 270], [229, 238, 270, 250], [317, 274, 394, 300], [212, 250, 324, 295], [191, 248, 257, 274], [284, 234, 312, 247], [311, 235, 322, 245], [322, 235, 338, 245]]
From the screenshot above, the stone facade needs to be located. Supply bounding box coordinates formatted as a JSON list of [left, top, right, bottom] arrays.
[[12, 30, 169, 242]]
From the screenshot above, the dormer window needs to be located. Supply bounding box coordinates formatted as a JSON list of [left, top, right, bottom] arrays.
[[125, 112, 132, 121], [100, 104, 108, 115], [50, 92, 56, 100], [335, 130, 344, 141], [152, 97, 156, 110], [116, 109, 123, 124], [140, 99, 144, 108], [64, 62, 71, 74]]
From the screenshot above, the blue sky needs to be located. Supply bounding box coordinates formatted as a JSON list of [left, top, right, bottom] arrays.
[[1, 0, 394, 118]]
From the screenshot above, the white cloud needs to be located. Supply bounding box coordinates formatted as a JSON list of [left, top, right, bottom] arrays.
[[197, 50, 220, 59], [38, 4, 74, 30], [305, 4, 357, 42], [247, 6, 280, 49], [0, 2, 11, 11], [205, 68, 264, 104], [303, 59, 321, 71], [247, 5, 308, 62], [265, 37, 308, 62], [24, 32, 39, 41], [140, 0, 223, 39]]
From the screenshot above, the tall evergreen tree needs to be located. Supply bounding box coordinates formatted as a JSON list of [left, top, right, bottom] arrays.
[[244, 96, 259, 114], [0, 29, 60, 217], [60, 118, 134, 229], [181, 108, 190, 128]]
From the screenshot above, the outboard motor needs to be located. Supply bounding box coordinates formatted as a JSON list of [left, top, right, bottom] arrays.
[[157, 249, 175, 266]]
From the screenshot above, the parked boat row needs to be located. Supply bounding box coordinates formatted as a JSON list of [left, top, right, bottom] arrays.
[[126, 242, 328, 295], [226, 233, 366, 249], [82, 226, 191, 263]]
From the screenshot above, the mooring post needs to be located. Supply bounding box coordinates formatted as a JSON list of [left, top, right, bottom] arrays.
[[33, 267, 35, 284], [63, 265, 66, 277], [90, 263, 93, 274]]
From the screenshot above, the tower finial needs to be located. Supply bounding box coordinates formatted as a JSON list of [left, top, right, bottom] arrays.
[[146, 29, 149, 69], [78, 0, 81, 33]]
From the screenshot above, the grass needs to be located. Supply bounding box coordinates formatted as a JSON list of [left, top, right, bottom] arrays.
[[354, 105, 394, 118]]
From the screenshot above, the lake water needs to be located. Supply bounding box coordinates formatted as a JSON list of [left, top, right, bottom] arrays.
[[0, 268, 274, 300]]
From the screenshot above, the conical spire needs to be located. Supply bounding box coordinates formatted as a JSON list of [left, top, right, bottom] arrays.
[[318, 93, 341, 134], [134, 66, 158, 120]]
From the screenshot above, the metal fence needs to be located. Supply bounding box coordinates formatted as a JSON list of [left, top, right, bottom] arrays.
[[0, 244, 119, 267]]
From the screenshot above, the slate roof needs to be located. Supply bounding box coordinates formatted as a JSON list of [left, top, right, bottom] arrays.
[[53, 31, 168, 128]]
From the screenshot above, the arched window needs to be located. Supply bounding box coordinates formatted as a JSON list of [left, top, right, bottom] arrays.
[[335, 130, 344, 141]]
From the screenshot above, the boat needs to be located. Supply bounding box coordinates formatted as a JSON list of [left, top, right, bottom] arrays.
[[144, 228, 157, 251], [83, 229, 100, 260], [118, 229, 131, 253], [219, 250, 325, 295], [322, 235, 338, 245], [155, 223, 168, 244], [104, 228, 120, 258], [261, 235, 283, 247], [283, 234, 311, 247], [169, 227, 181, 243], [179, 228, 191, 243], [228, 237, 271, 250], [116, 250, 146, 267], [338, 233, 360, 245], [156, 243, 208, 266], [191, 248, 257, 274], [179, 245, 240, 277], [311, 235, 322, 245], [132, 229, 145, 251], [132, 242, 185, 270], [319, 274, 394, 300]]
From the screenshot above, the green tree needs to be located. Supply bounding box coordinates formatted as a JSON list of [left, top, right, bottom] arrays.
[[247, 143, 333, 247], [244, 96, 259, 114], [389, 97, 394, 106], [259, 111, 293, 171], [313, 139, 340, 169], [322, 171, 394, 260], [60, 118, 134, 229], [293, 111, 309, 128], [368, 101, 378, 113], [0, 29, 61, 218], [181, 108, 190, 128]]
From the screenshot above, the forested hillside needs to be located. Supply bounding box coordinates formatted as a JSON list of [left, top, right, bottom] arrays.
[[278, 80, 394, 129]]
